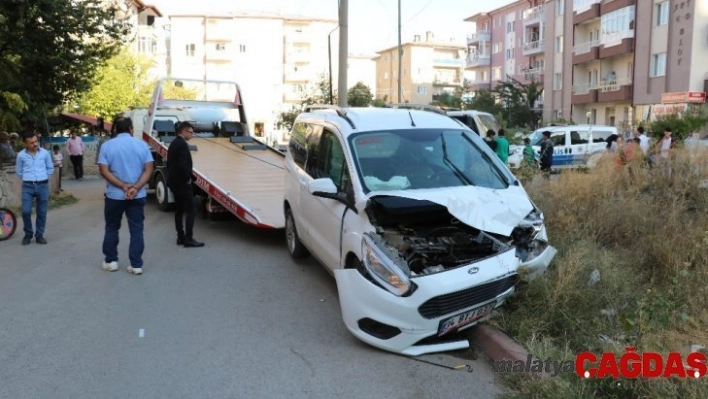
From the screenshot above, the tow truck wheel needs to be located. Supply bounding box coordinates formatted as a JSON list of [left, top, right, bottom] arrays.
[[155, 174, 174, 212], [285, 207, 309, 259]]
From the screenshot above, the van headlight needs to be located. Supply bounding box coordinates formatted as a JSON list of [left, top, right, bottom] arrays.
[[512, 209, 548, 262], [362, 233, 412, 296]]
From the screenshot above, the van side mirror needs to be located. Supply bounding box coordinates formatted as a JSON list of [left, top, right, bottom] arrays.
[[308, 178, 338, 197]]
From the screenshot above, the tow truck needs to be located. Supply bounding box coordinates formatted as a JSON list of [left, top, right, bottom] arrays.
[[139, 78, 286, 228]]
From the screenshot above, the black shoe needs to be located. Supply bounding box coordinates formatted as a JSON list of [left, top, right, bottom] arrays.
[[183, 239, 205, 248], [35, 236, 47, 245], [22, 236, 32, 246], [177, 237, 185, 246]]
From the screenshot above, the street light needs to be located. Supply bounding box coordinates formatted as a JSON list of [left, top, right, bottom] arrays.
[[328, 26, 339, 105]]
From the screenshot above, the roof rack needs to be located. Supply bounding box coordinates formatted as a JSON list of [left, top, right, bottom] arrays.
[[384, 103, 447, 115], [304, 104, 356, 129]]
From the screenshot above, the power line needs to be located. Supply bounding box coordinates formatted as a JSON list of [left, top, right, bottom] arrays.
[[403, 0, 435, 26]]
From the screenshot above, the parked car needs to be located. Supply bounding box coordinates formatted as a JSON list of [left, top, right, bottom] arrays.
[[446, 110, 502, 136], [508, 125, 617, 170], [283, 104, 557, 356]]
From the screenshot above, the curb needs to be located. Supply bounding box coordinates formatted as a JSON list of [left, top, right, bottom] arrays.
[[470, 324, 550, 378]]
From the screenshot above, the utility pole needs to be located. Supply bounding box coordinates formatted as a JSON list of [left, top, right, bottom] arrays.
[[337, 0, 348, 107], [397, 0, 402, 103], [328, 26, 338, 105]]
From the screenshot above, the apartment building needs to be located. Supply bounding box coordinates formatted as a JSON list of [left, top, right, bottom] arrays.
[[464, 1, 546, 107], [374, 32, 466, 104], [168, 12, 338, 135], [469, 0, 708, 129], [116, 0, 168, 80]]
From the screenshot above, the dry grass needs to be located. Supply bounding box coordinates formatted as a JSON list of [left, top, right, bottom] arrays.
[[496, 148, 708, 398]]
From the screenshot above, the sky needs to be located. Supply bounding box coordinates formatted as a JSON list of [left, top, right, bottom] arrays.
[[149, 0, 516, 54]]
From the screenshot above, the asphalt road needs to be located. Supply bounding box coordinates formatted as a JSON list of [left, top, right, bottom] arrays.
[[0, 176, 502, 398]]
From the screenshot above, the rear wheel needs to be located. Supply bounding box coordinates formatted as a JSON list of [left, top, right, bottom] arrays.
[[155, 173, 174, 212], [0, 208, 17, 241], [285, 207, 309, 259]]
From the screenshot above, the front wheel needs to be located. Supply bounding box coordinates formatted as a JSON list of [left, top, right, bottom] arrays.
[[285, 207, 309, 259], [0, 208, 17, 241]]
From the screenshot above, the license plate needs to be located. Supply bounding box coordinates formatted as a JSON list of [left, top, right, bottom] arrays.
[[438, 301, 496, 336]]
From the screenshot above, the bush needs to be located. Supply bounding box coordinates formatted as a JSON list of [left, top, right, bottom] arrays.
[[497, 149, 708, 398], [647, 109, 708, 141]]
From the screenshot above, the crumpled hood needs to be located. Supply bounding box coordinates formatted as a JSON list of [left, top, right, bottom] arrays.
[[364, 185, 534, 236]]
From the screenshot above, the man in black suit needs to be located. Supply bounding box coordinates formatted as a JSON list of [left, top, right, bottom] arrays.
[[167, 121, 205, 247]]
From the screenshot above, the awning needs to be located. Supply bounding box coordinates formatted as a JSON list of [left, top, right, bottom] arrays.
[[61, 112, 112, 132]]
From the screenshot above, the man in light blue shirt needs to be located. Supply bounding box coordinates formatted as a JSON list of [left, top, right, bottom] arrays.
[[97, 117, 154, 275], [15, 131, 54, 245]]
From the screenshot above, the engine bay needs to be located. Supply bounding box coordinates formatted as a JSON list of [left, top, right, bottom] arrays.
[[366, 195, 516, 276]]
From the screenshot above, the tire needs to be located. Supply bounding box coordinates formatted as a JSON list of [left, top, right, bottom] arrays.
[[0, 208, 17, 241], [155, 173, 174, 212], [285, 207, 309, 259]]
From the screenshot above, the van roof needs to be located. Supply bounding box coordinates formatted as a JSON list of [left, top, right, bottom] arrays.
[[446, 110, 494, 117]]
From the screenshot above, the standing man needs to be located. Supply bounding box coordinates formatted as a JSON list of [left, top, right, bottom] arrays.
[[636, 126, 650, 155], [15, 131, 54, 245], [167, 121, 205, 248], [98, 117, 154, 275], [539, 130, 554, 179], [66, 131, 85, 180], [495, 128, 510, 165]]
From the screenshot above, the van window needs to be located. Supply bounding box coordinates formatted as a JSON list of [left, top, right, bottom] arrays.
[[591, 130, 613, 143], [315, 130, 347, 191], [550, 131, 566, 146], [304, 124, 323, 177], [570, 131, 589, 145], [288, 122, 309, 169], [450, 115, 479, 133]]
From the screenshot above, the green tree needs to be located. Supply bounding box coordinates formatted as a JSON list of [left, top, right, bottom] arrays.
[[347, 82, 373, 107], [467, 90, 501, 115], [493, 76, 543, 129], [648, 108, 708, 142], [0, 91, 27, 131], [0, 0, 129, 128], [372, 95, 389, 107], [76, 48, 154, 118], [278, 76, 338, 129]]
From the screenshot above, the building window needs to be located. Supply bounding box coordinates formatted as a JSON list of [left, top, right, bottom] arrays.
[[384, 72, 389, 79], [553, 73, 562, 90], [555, 35, 564, 53], [481, 71, 488, 81], [507, 21, 513, 33], [600, 6, 636, 46], [493, 67, 502, 79], [216, 43, 226, 51], [185, 44, 195, 57], [656, 2, 669, 26], [417, 85, 427, 94], [556, 0, 565, 16], [239, 44, 246, 53], [652, 53, 666, 77]]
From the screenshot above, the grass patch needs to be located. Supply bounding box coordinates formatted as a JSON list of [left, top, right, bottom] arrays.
[[497, 149, 708, 398], [49, 191, 78, 209]]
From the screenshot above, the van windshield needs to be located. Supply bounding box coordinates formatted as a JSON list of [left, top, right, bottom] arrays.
[[477, 114, 501, 134], [349, 129, 510, 193]]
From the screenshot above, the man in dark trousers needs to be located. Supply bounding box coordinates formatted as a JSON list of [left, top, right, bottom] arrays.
[[167, 121, 204, 247], [539, 130, 554, 179]]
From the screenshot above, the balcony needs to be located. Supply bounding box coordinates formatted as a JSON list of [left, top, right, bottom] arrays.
[[467, 30, 491, 45], [433, 77, 461, 86], [574, 39, 600, 55], [601, 0, 635, 15], [137, 25, 157, 39], [286, 51, 311, 64], [283, 91, 305, 102], [573, 46, 599, 64], [597, 77, 632, 102], [518, 63, 545, 81], [573, 0, 601, 25], [466, 53, 491, 68], [470, 82, 492, 91], [522, 5, 545, 26], [572, 82, 599, 104], [523, 39, 545, 56], [284, 68, 314, 82], [205, 21, 233, 42], [205, 48, 232, 62], [286, 32, 313, 45], [433, 58, 464, 67], [600, 33, 634, 58]]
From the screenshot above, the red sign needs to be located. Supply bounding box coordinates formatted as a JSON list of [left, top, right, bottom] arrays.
[[661, 92, 706, 104]]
